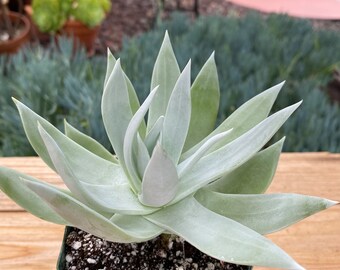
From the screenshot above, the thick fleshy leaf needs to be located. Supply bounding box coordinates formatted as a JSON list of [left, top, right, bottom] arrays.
[[16, 112, 118, 186], [110, 214, 164, 239], [162, 61, 191, 164], [102, 59, 133, 168], [123, 87, 159, 192], [195, 190, 338, 235], [182, 82, 284, 160], [13, 98, 57, 171], [140, 143, 179, 207], [23, 179, 159, 243], [0, 167, 67, 225], [14, 99, 116, 174], [147, 31, 180, 132], [104, 48, 116, 87], [174, 102, 302, 203], [145, 115, 164, 154], [208, 138, 285, 194], [64, 120, 118, 164], [135, 134, 150, 178], [104, 49, 146, 137], [178, 129, 233, 178], [146, 197, 304, 269], [79, 181, 157, 215], [38, 124, 152, 215], [184, 52, 220, 151]]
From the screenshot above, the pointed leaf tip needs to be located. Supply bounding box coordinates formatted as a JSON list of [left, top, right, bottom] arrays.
[[11, 97, 19, 104], [209, 51, 215, 61], [107, 48, 113, 56], [326, 199, 339, 208]]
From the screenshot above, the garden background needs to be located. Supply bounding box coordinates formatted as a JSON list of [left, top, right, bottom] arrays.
[[1, 0, 340, 156]]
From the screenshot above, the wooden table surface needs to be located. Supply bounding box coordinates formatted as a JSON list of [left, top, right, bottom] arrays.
[[0, 153, 339, 270]]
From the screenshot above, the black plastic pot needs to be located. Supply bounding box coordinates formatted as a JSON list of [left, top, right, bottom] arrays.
[[57, 226, 253, 270], [57, 226, 73, 269]]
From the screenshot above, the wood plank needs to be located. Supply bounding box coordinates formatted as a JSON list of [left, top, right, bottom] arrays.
[[0, 157, 66, 211], [0, 154, 339, 269], [0, 212, 64, 270], [256, 152, 340, 270]]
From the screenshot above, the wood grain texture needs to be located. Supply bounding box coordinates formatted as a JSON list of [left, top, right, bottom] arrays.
[[0, 157, 66, 211], [0, 154, 339, 270]]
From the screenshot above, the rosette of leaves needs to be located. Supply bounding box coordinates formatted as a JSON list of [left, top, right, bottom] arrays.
[[70, 0, 111, 27], [32, 0, 72, 33], [0, 32, 337, 269]]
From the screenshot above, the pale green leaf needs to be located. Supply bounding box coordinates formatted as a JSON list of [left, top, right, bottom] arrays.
[[178, 129, 233, 178], [195, 190, 338, 235], [104, 48, 116, 86], [162, 61, 191, 164], [38, 124, 150, 215], [174, 102, 302, 203], [13, 99, 116, 175], [146, 197, 304, 269], [0, 167, 67, 225], [64, 120, 118, 164], [147, 31, 181, 131], [13, 98, 57, 171], [184, 52, 220, 151], [23, 178, 159, 243], [123, 87, 159, 192], [140, 143, 179, 207], [19, 116, 118, 186], [182, 82, 284, 160], [80, 181, 157, 215], [135, 134, 150, 178], [145, 115, 164, 154], [104, 50, 146, 137], [110, 214, 164, 239], [208, 138, 285, 194], [102, 59, 133, 168]]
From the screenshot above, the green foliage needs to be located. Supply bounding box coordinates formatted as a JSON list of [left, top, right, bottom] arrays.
[[32, 0, 70, 32], [118, 13, 340, 152], [0, 38, 109, 156], [0, 33, 336, 269], [70, 0, 111, 27], [1, 13, 340, 156], [32, 0, 111, 32]]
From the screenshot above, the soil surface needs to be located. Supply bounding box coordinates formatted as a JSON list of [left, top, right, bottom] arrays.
[[64, 227, 250, 270]]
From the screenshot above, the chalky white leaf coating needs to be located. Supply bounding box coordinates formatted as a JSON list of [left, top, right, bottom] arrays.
[[0, 33, 334, 270], [140, 143, 178, 207]]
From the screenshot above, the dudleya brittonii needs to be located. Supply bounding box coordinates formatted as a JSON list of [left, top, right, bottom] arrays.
[[0, 32, 337, 269]]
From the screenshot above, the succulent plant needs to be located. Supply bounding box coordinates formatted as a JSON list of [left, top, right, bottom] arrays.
[[32, 0, 111, 33], [0, 32, 337, 269]]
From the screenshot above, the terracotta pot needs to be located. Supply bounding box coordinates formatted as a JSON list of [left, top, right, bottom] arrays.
[[61, 20, 99, 56], [0, 12, 31, 54]]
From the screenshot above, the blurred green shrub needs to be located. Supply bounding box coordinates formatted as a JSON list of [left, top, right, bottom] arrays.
[[0, 38, 110, 156], [1, 13, 340, 156], [32, 0, 112, 33], [118, 13, 340, 152]]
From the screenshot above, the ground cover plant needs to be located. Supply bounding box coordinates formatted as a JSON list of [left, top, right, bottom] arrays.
[[0, 32, 337, 269], [119, 12, 340, 152], [0, 12, 340, 156], [0, 39, 109, 156]]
